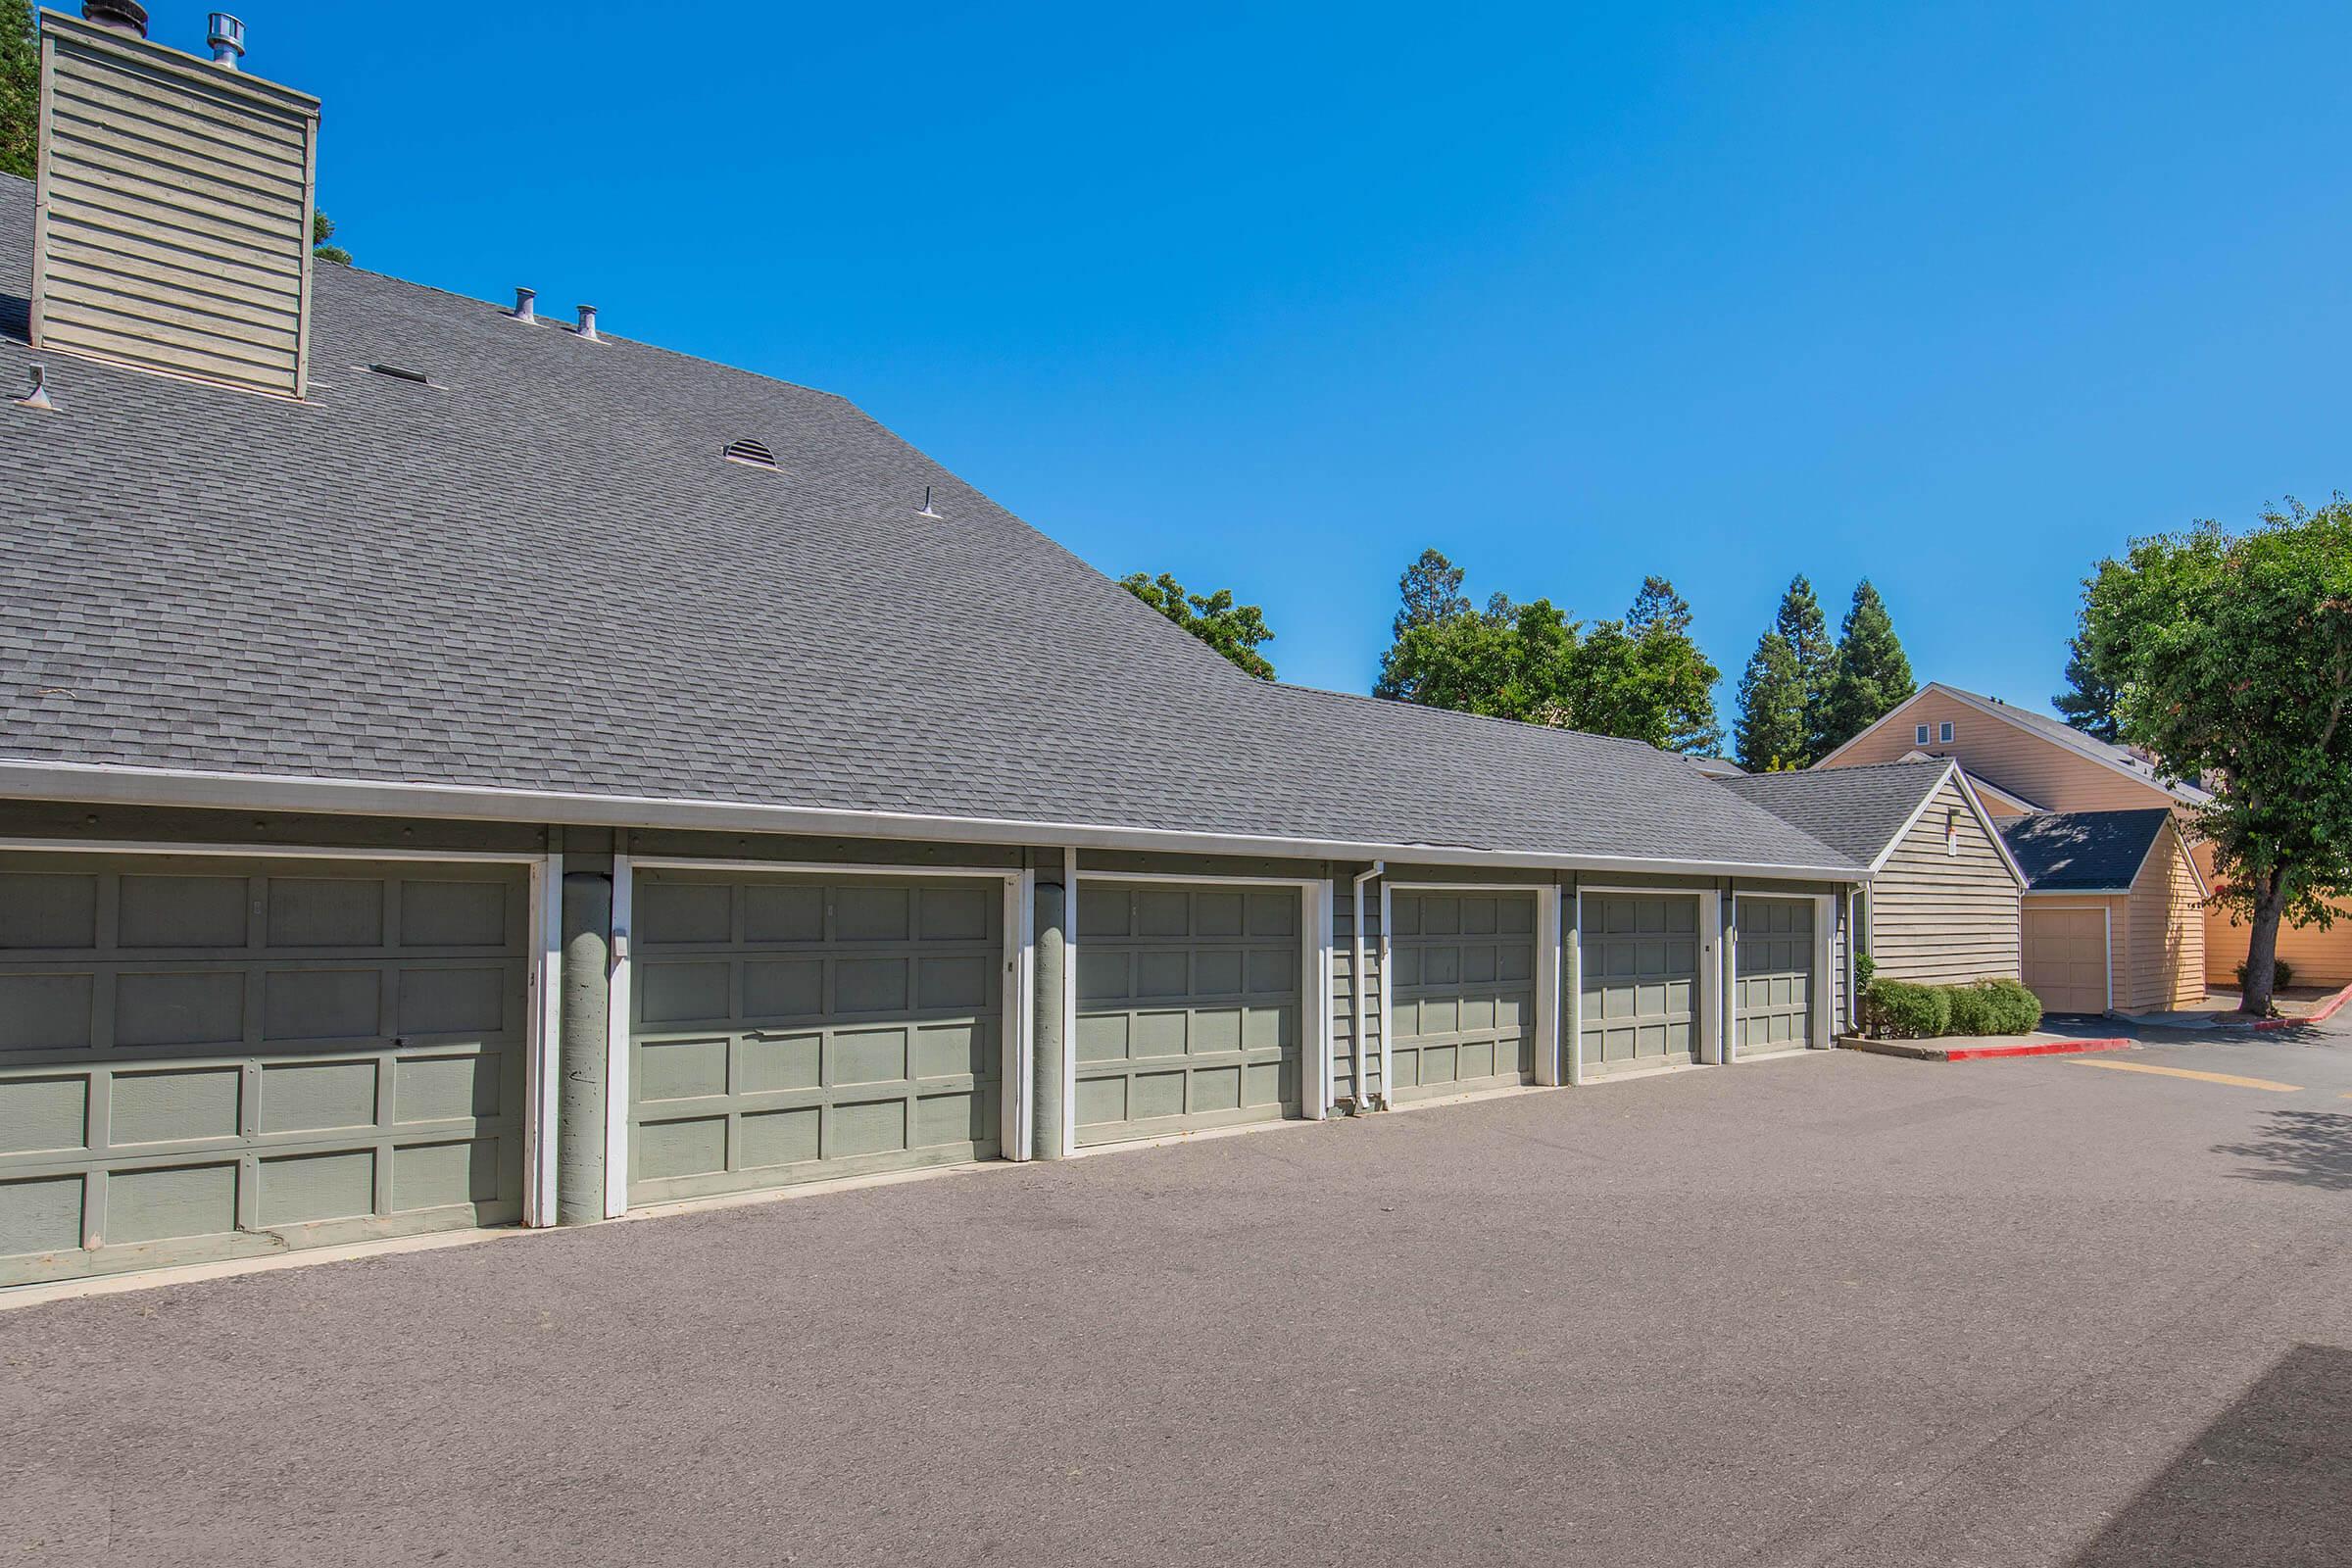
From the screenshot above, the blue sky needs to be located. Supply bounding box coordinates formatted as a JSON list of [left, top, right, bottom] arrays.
[[218, 1, 2346, 722]]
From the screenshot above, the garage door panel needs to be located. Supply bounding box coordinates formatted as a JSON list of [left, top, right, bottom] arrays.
[[2024, 906, 2109, 1014], [1073, 882, 1301, 1146], [0, 854, 531, 1286], [1735, 898, 1816, 1055], [1580, 894, 1702, 1075], [627, 870, 1004, 1205], [1389, 892, 1539, 1103]]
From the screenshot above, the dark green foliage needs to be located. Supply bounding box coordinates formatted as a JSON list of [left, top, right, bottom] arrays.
[[1734, 631, 1808, 771], [1375, 556, 1722, 753], [1868, 978, 1950, 1039], [1774, 575, 1837, 760], [1854, 953, 1877, 994], [2235, 956, 2294, 994], [1, 0, 34, 181], [313, 210, 352, 267], [1818, 579, 1917, 752], [1984, 979, 2044, 1033], [2079, 496, 2352, 1016], [1943, 980, 2042, 1036], [2052, 631, 2121, 743], [1120, 571, 1275, 679], [1389, 548, 1471, 641]]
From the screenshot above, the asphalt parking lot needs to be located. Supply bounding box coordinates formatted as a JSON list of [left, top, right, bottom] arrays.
[[7, 1019, 2349, 1567]]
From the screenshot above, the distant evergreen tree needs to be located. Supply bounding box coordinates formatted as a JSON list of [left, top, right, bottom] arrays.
[[1734, 632, 1809, 771], [1772, 575, 1835, 762], [1, 1, 35, 182], [2052, 630, 2122, 743], [1120, 571, 1275, 679], [1391, 548, 1472, 639], [312, 210, 353, 267], [1818, 579, 1917, 751]]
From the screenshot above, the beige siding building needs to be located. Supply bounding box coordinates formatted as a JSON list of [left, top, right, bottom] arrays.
[[1718, 760, 2024, 1017], [2002, 810, 2207, 1015], [1819, 684, 2351, 991]]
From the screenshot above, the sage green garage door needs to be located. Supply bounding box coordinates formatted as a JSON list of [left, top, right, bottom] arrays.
[[1578, 893, 1701, 1076], [1075, 882, 1300, 1147], [0, 852, 529, 1286], [1735, 898, 1816, 1055], [1387, 891, 1538, 1102], [628, 869, 1003, 1204]]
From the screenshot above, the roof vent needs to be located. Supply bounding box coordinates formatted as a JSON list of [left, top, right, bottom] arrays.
[[368, 363, 429, 384], [575, 304, 601, 342], [15, 365, 55, 411], [510, 287, 537, 324], [80, 1, 147, 36], [916, 485, 942, 518], [722, 439, 778, 469], [207, 12, 246, 68]]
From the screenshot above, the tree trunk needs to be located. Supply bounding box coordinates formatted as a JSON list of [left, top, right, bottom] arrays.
[[2241, 868, 2289, 1016]]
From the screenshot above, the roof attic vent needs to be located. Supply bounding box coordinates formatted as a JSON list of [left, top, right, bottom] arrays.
[[368, 363, 430, 384], [207, 12, 246, 68], [510, 287, 537, 324], [80, 1, 147, 37], [15, 365, 55, 411], [722, 439, 778, 469], [575, 304, 601, 342]]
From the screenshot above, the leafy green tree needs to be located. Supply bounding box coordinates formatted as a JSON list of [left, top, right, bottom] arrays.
[[1378, 597, 1581, 722], [1121, 571, 1275, 679], [1818, 579, 1916, 752], [2077, 497, 2352, 1015], [1772, 575, 1835, 761], [2051, 631, 2122, 743], [1734, 631, 1809, 771], [1581, 577, 1723, 754], [1391, 548, 1471, 639], [1, 1, 35, 182], [312, 210, 353, 267]]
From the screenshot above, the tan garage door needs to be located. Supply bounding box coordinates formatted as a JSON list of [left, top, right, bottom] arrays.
[[2023, 905, 2110, 1015]]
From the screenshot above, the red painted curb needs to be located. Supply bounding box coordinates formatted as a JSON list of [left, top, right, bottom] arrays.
[[1940, 1037, 2134, 1061], [2246, 979, 2352, 1030]]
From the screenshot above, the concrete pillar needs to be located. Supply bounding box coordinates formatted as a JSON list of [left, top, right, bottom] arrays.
[[1032, 875, 1068, 1161], [557, 870, 612, 1225]]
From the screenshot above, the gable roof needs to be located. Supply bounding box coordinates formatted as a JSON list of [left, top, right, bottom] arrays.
[[1998, 808, 2174, 893], [1817, 683, 2210, 806], [0, 174, 1856, 877], [1714, 757, 2021, 884]]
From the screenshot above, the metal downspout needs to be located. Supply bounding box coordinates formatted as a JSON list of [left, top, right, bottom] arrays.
[[1350, 861, 1384, 1112]]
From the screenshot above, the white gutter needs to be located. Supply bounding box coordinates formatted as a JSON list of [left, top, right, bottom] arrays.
[[0, 760, 1864, 882], [1349, 860, 1384, 1110]]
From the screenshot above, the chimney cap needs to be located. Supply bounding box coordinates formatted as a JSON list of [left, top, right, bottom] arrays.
[[80, 0, 149, 36], [575, 304, 601, 342]]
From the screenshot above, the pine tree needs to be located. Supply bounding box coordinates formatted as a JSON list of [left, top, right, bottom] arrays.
[[1391, 549, 1471, 638], [1772, 575, 1835, 762], [1818, 579, 1917, 752], [2052, 630, 2122, 743], [1734, 632, 1809, 771], [1, 1, 36, 182]]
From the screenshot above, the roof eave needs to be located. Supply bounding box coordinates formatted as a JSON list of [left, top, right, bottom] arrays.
[[0, 759, 1866, 882]]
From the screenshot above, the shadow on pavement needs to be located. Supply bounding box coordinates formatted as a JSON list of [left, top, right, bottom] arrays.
[[2213, 1111, 2352, 1192], [2071, 1344, 2352, 1566]]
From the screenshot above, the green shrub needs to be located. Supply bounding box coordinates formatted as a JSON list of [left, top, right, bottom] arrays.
[[1982, 978, 2043, 1033], [2235, 957, 2294, 992], [1870, 978, 1950, 1039], [1939, 979, 2044, 1036], [1945, 984, 1999, 1035]]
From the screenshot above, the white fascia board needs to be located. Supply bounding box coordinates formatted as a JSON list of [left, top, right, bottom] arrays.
[[1951, 769, 2032, 889], [0, 759, 1865, 883]]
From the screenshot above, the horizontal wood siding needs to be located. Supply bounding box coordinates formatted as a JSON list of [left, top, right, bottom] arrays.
[[2193, 839, 2352, 987], [1823, 691, 2178, 815], [1869, 777, 2022, 985], [2121, 826, 2205, 1012], [1330, 892, 1382, 1104], [35, 20, 318, 398]]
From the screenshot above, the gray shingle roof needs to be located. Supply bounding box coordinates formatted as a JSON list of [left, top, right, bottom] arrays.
[[0, 173, 1856, 873], [1712, 759, 1951, 867], [1999, 808, 2172, 892]]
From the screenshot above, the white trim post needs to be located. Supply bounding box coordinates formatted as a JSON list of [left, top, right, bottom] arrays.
[[1535, 881, 1563, 1087], [1061, 847, 1079, 1156], [1004, 869, 1036, 1160], [603, 852, 633, 1217], [526, 852, 564, 1228], [1305, 882, 1333, 1120], [1813, 892, 1837, 1050], [1566, 886, 1586, 1087]]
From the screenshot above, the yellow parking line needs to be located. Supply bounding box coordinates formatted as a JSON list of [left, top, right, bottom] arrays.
[[2068, 1060, 2300, 1092]]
